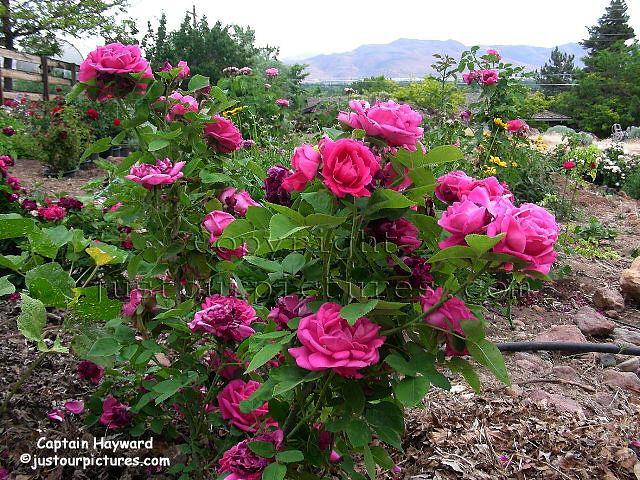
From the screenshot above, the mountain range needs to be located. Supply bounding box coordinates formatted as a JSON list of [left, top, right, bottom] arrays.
[[286, 39, 586, 81]]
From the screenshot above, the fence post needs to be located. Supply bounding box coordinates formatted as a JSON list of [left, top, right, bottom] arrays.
[[41, 55, 49, 101], [70, 62, 77, 85]]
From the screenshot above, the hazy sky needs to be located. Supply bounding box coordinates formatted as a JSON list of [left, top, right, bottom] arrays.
[[77, 0, 640, 58]]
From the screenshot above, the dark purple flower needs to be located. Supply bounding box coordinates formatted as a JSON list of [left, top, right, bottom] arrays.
[[77, 360, 105, 384], [397, 256, 433, 288], [20, 199, 37, 211], [99, 395, 133, 429], [218, 429, 283, 480], [2, 127, 15, 136], [57, 196, 83, 211], [267, 294, 315, 329], [263, 164, 293, 206], [366, 218, 422, 253]]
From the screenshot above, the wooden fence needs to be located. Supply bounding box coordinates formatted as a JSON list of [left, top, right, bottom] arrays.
[[0, 47, 79, 103]]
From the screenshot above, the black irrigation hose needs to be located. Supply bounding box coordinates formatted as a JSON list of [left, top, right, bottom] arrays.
[[496, 341, 640, 356]]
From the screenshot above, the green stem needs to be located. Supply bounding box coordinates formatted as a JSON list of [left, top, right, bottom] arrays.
[[286, 372, 335, 440]]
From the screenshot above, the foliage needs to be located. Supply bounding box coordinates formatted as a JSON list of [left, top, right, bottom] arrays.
[[622, 166, 640, 199], [535, 47, 577, 96], [350, 76, 398, 95], [581, 0, 636, 56], [393, 77, 465, 116], [594, 142, 639, 188]]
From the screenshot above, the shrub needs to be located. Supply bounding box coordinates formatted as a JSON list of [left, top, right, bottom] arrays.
[[545, 125, 576, 136], [623, 166, 640, 199], [595, 142, 640, 188], [393, 77, 465, 116], [626, 126, 640, 139]]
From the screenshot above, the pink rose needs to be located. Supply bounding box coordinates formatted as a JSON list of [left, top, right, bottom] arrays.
[[177, 60, 190, 79], [366, 218, 422, 253], [188, 294, 257, 341], [487, 203, 559, 274], [99, 395, 133, 429], [479, 69, 499, 85], [218, 187, 260, 216], [471, 176, 512, 200], [77, 360, 105, 384], [37, 205, 65, 221], [380, 162, 412, 192], [267, 294, 315, 330], [121, 288, 142, 316], [125, 159, 185, 189], [166, 91, 198, 122], [218, 430, 283, 480], [217, 379, 278, 432], [435, 171, 476, 204], [462, 71, 479, 85], [202, 210, 235, 243], [203, 115, 244, 153], [438, 199, 492, 248], [338, 100, 423, 149], [215, 244, 248, 261], [486, 49, 501, 60], [320, 137, 380, 197], [505, 119, 529, 135], [281, 144, 321, 192], [275, 98, 290, 107], [64, 400, 84, 414], [265, 67, 279, 77], [288, 302, 386, 378], [421, 287, 477, 356], [205, 349, 244, 379]]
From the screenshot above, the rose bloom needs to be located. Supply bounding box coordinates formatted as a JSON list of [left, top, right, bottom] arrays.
[[177, 60, 190, 78], [205, 349, 244, 379], [486, 48, 501, 60], [57, 196, 83, 211], [438, 199, 492, 248], [397, 256, 433, 289], [20, 198, 37, 211], [281, 144, 321, 192], [166, 91, 198, 122], [99, 395, 133, 429], [379, 162, 412, 191], [320, 137, 380, 197], [562, 161, 576, 170], [505, 119, 529, 135], [263, 164, 293, 206], [462, 71, 478, 85], [338, 100, 423, 149], [275, 98, 290, 107], [267, 294, 315, 329], [479, 69, 499, 85], [217, 379, 278, 432], [37, 205, 65, 221], [366, 218, 422, 253], [265, 67, 279, 77], [202, 210, 235, 243], [435, 170, 476, 204], [288, 302, 386, 378], [6, 175, 20, 191], [460, 110, 472, 122], [203, 115, 244, 153], [218, 187, 260, 216], [86, 108, 99, 120], [77, 360, 105, 384], [113, 118, 121, 126], [125, 158, 185, 189], [421, 287, 477, 356], [2, 126, 15, 136], [218, 429, 283, 480], [487, 203, 559, 275], [188, 294, 257, 341], [215, 244, 248, 261]]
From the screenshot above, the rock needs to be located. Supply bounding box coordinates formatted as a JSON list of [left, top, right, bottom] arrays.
[[593, 287, 625, 312], [604, 370, 640, 393], [604, 310, 620, 319], [574, 306, 616, 336], [598, 353, 618, 368], [504, 385, 522, 398], [527, 389, 584, 415], [534, 325, 587, 344], [613, 328, 640, 346], [618, 357, 640, 372], [620, 258, 640, 301], [593, 391, 615, 407], [552, 365, 578, 380], [513, 352, 551, 371]]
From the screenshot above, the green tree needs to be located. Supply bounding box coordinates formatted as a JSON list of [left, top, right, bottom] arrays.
[[581, 0, 635, 55], [535, 47, 577, 96], [349, 76, 398, 95], [393, 77, 465, 116]]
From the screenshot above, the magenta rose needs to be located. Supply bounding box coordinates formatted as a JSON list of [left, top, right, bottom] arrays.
[[218, 429, 283, 480], [366, 218, 422, 253], [203, 115, 244, 153], [320, 137, 380, 197], [205, 349, 244, 379], [177, 60, 190, 79], [217, 379, 278, 432], [486, 203, 559, 274], [479, 69, 499, 85], [57, 196, 83, 210], [99, 395, 133, 429], [421, 287, 477, 356], [338, 100, 423, 149], [471, 176, 512, 200], [267, 294, 315, 330], [435, 170, 476, 204], [125, 158, 185, 189], [265, 67, 279, 78], [380, 162, 412, 191], [438, 199, 493, 248], [188, 294, 257, 341], [218, 187, 260, 216], [77, 360, 105, 384], [462, 71, 478, 85], [121, 288, 142, 317], [202, 210, 235, 243], [215, 244, 248, 261], [166, 91, 198, 122], [37, 205, 65, 221], [505, 119, 529, 135], [275, 98, 290, 107], [288, 302, 385, 378], [281, 144, 321, 192]]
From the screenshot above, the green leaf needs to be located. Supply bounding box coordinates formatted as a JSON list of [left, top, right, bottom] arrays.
[[305, 213, 347, 227], [340, 300, 378, 325], [427, 245, 476, 263], [243, 256, 282, 273], [465, 234, 505, 256], [0, 275, 15, 296], [393, 376, 429, 406], [269, 214, 308, 241], [245, 343, 282, 373], [16, 294, 46, 348], [240, 378, 276, 413], [88, 337, 121, 357], [148, 139, 170, 151], [199, 170, 234, 184], [370, 446, 395, 470], [81, 137, 112, 162], [25, 263, 74, 308], [282, 252, 305, 274], [424, 145, 464, 165], [300, 191, 332, 214], [373, 189, 415, 210], [261, 463, 286, 480], [0, 214, 36, 239], [346, 419, 372, 447], [72, 286, 122, 322], [464, 337, 510, 386], [322, 127, 343, 140], [65, 82, 85, 102], [248, 441, 276, 458], [448, 357, 481, 394], [276, 450, 304, 463], [188, 74, 210, 92], [385, 352, 417, 376], [363, 445, 376, 480]]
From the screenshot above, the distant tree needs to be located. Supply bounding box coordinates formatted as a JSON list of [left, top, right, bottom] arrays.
[[392, 77, 465, 116], [350, 76, 398, 95], [535, 47, 577, 96], [581, 0, 635, 55]]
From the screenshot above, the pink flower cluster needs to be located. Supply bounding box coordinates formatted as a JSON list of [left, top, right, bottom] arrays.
[[79, 43, 153, 100], [203, 115, 244, 153], [264, 67, 279, 78], [125, 158, 185, 189], [188, 294, 257, 341], [338, 100, 424, 150], [436, 171, 559, 274], [160, 60, 190, 78], [463, 69, 499, 86], [288, 302, 386, 378], [217, 379, 278, 432], [275, 98, 289, 107], [166, 91, 198, 122]]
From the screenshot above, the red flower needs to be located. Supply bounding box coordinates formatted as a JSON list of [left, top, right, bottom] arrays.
[[51, 107, 63, 115], [86, 108, 99, 120], [562, 161, 576, 170], [113, 118, 121, 127]]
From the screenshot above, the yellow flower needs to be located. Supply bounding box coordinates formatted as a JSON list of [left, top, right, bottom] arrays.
[[489, 156, 506, 167], [222, 106, 247, 117], [511, 162, 518, 167], [482, 165, 497, 175], [493, 117, 502, 125]]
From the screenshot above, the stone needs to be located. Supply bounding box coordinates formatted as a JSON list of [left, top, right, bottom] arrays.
[[604, 310, 620, 319], [598, 353, 618, 368], [552, 365, 578, 380], [613, 328, 640, 346], [574, 306, 616, 337], [593, 287, 625, 312], [593, 391, 615, 407], [618, 357, 640, 372], [513, 352, 551, 371], [604, 370, 640, 393], [620, 258, 640, 301], [527, 389, 584, 415], [534, 325, 587, 344]]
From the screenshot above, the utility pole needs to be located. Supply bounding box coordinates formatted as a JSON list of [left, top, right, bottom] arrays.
[[187, 4, 196, 29]]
